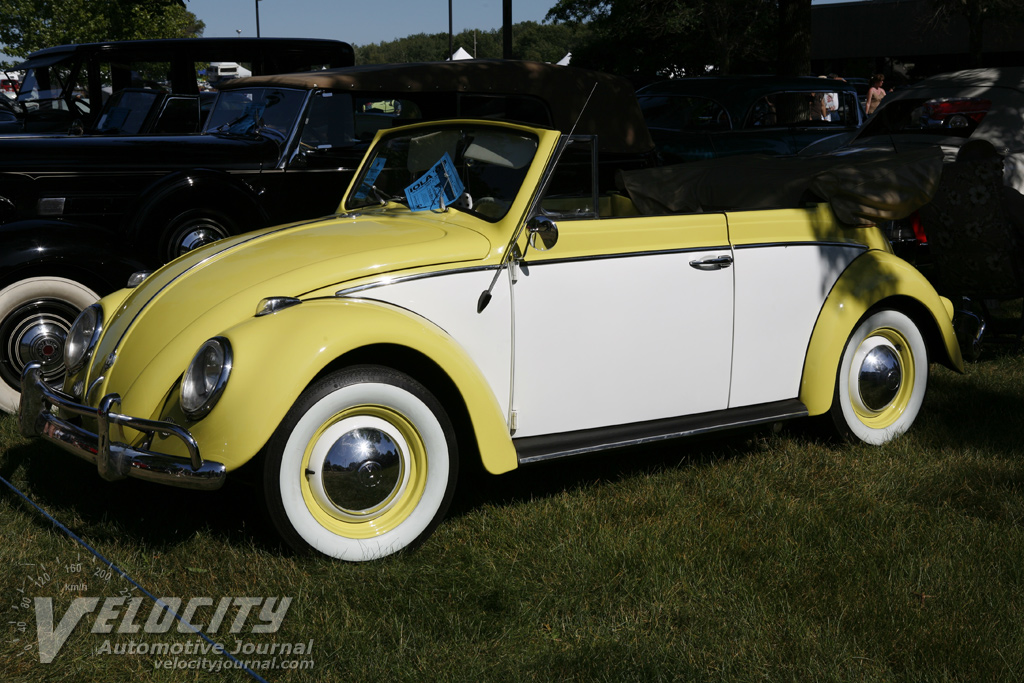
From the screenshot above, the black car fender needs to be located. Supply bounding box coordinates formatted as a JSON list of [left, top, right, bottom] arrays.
[[126, 168, 271, 265], [0, 219, 148, 293]]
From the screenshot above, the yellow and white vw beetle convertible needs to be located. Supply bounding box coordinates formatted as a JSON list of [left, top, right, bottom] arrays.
[[20, 119, 962, 561]]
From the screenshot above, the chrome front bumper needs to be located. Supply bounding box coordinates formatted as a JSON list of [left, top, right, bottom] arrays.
[[18, 363, 226, 491]]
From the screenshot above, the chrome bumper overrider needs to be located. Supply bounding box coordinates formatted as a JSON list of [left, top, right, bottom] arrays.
[[18, 363, 226, 491]]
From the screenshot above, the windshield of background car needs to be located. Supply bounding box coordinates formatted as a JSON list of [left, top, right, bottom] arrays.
[[346, 124, 539, 222], [858, 97, 994, 140], [205, 87, 306, 137], [16, 62, 78, 111], [637, 95, 731, 131]]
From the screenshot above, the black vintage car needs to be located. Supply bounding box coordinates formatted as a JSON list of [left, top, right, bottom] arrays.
[[637, 76, 864, 164], [0, 37, 354, 134], [0, 60, 655, 413]]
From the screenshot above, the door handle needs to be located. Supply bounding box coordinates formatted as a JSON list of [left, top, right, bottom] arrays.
[[689, 255, 733, 270]]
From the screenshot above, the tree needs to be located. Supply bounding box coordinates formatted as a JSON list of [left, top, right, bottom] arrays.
[[929, 0, 1023, 67], [354, 21, 589, 65], [776, 0, 810, 76], [0, 0, 204, 62], [544, 0, 776, 81]]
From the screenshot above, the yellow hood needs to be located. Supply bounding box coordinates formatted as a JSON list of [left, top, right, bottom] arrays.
[[86, 210, 493, 417]]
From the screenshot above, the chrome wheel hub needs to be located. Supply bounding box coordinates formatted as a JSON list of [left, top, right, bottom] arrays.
[[176, 225, 225, 256], [307, 416, 410, 521], [1, 300, 77, 389], [855, 338, 902, 412]]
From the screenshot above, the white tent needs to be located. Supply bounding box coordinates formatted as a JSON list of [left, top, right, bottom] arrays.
[[556, 52, 572, 66], [449, 47, 473, 61]]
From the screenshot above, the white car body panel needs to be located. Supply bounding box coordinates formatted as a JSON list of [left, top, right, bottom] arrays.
[[355, 268, 515, 424], [510, 248, 735, 438], [729, 243, 862, 407]]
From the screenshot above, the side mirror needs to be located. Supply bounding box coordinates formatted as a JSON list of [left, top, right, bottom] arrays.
[[527, 215, 558, 251]]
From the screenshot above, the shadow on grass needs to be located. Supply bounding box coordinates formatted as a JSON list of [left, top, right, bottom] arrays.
[[0, 418, 768, 558], [0, 438, 287, 555], [915, 360, 1024, 458], [448, 427, 765, 520]]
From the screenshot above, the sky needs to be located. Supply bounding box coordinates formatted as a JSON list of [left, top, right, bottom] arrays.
[[186, 0, 560, 46]]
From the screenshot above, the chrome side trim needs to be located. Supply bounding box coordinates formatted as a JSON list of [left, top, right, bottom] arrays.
[[514, 399, 808, 464], [18, 363, 225, 491], [732, 241, 869, 251], [335, 265, 498, 297]]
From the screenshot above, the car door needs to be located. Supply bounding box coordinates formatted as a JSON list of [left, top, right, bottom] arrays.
[[510, 137, 735, 440]]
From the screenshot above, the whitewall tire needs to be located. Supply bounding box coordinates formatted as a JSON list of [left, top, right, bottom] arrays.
[[264, 366, 458, 561], [830, 309, 928, 445], [0, 277, 99, 414]]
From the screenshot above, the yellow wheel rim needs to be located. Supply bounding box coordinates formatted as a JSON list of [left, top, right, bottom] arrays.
[[849, 327, 916, 430], [299, 405, 428, 539]]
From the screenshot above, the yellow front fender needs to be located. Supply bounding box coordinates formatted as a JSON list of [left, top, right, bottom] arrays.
[[162, 297, 517, 475], [799, 250, 963, 417]]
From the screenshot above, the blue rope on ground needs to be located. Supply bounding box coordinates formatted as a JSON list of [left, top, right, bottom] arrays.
[[0, 472, 271, 683]]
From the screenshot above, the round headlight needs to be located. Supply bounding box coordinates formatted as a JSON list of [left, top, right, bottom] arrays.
[[180, 337, 232, 421], [64, 304, 102, 374]]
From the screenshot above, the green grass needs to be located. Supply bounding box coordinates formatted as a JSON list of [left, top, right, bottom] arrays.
[[2, 340, 1024, 682]]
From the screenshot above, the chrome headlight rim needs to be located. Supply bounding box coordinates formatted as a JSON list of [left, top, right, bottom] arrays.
[[64, 304, 103, 375], [180, 337, 233, 421]]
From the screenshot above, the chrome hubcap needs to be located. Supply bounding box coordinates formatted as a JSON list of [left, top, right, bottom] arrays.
[[176, 225, 226, 256], [307, 416, 408, 521], [857, 341, 902, 412], [1, 299, 78, 390]]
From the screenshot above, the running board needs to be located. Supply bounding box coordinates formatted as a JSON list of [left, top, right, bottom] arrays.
[[514, 399, 808, 465]]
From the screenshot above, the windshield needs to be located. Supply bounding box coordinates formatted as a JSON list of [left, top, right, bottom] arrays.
[[205, 87, 306, 137], [346, 124, 539, 222]]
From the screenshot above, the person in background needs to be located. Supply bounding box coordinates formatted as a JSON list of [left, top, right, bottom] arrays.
[[866, 74, 886, 115], [823, 73, 843, 122]]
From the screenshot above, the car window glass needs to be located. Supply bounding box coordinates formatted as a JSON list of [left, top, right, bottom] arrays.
[[638, 95, 730, 131], [130, 61, 174, 91], [859, 97, 992, 139], [205, 87, 305, 136], [95, 89, 161, 133], [539, 137, 597, 219], [17, 63, 75, 111], [746, 92, 821, 127], [299, 91, 356, 149], [347, 124, 538, 222]]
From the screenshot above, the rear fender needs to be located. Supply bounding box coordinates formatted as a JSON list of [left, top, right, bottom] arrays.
[[800, 250, 962, 416]]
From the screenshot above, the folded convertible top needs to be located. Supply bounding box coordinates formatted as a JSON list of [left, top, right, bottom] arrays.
[[619, 147, 943, 226]]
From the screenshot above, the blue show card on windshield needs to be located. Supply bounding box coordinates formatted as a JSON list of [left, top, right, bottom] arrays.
[[405, 153, 465, 212]]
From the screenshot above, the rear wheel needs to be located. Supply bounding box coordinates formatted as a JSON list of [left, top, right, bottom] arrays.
[[0, 277, 99, 413], [264, 365, 458, 561], [829, 309, 928, 445]]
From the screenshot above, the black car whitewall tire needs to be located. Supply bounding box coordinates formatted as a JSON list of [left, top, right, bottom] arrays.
[[830, 309, 928, 445], [264, 366, 458, 561], [0, 277, 99, 414]]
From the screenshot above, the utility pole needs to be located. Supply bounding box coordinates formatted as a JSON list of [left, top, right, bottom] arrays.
[[502, 0, 512, 59], [448, 0, 453, 59], [255, 0, 262, 38]]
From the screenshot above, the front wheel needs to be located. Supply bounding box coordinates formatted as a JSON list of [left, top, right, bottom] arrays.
[[264, 366, 458, 561], [0, 277, 99, 414], [830, 309, 929, 445]]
